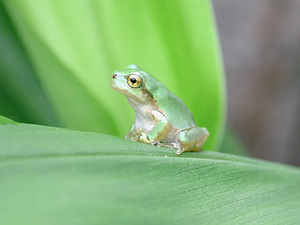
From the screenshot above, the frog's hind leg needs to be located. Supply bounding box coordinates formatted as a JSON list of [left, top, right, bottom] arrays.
[[175, 127, 209, 155]]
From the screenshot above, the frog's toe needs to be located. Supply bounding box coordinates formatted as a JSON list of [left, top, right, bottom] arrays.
[[126, 136, 138, 141], [138, 133, 152, 144], [176, 148, 184, 155], [170, 142, 184, 155], [152, 141, 161, 147], [125, 132, 140, 141], [171, 142, 181, 149]]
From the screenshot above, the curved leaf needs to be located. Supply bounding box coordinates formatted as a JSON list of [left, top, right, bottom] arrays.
[[3, 0, 225, 150], [0, 2, 60, 126], [0, 123, 299, 225], [0, 115, 16, 124]]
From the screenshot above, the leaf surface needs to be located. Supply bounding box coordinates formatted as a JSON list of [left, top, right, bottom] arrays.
[[0, 123, 299, 225]]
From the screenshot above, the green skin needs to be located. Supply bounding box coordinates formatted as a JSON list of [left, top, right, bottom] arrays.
[[110, 64, 209, 154]]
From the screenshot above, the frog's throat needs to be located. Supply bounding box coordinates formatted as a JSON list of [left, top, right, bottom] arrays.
[[126, 91, 156, 111], [121, 87, 152, 103]]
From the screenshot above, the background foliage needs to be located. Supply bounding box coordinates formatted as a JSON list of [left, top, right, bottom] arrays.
[[0, 0, 225, 151], [213, 0, 300, 165]]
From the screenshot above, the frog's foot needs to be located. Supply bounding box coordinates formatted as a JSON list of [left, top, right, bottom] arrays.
[[162, 142, 182, 154], [175, 147, 185, 155], [153, 142, 176, 149], [175, 127, 209, 154], [125, 130, 142, 141], [138, 132, 152, 144], [153, 141, 186, 154], [152, 141, 162, 147]]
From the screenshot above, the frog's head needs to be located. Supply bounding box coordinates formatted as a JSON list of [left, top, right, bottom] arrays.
[[111, 64, 152, 102]]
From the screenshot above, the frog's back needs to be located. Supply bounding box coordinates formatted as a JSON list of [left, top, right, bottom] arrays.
[[145, 74, 195, 129]]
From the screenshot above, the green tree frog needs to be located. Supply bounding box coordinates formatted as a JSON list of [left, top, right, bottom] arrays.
[[110, 65, 209, 154]]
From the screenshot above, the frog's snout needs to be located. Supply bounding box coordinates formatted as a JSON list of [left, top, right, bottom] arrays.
[[110, 73, 120, 90]]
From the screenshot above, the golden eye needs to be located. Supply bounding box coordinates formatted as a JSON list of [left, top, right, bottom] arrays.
[[127, 74, 143, 88]]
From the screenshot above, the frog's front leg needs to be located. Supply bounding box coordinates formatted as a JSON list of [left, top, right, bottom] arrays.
[[139, 110, 170, 144], [175, 127, 209, 155], [125, 125, 142, 141]]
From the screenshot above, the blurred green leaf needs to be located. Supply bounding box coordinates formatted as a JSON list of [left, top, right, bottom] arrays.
[[0, 123, 300, 225], [0, 115, 16, 124], [3, 0, 225, 150], [220, 127, 249, 156], [0, 3, 60, 126]]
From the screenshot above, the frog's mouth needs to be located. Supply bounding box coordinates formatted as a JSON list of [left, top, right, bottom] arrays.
[[112, 86, 145, 104], [111, 85, 127, 95], [110, 80, 133, 97], [110, 79, 118, 90]]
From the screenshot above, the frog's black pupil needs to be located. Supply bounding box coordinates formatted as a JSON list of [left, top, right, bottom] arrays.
[[130, 78, 137, 84]]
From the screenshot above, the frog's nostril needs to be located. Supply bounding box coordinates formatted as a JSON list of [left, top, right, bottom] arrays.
[[112, 74, 118, 79]]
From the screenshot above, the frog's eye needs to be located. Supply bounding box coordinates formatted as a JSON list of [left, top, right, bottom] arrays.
[[127, 74, 143, 88]]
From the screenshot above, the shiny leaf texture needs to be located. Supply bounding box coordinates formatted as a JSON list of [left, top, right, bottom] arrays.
[[2, 0, 225, 150], [0, 122, 299, 225]]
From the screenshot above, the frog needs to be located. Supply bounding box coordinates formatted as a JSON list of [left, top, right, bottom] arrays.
[[110, 64, 209, 154]]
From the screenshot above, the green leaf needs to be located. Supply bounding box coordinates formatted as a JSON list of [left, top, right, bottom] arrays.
[[0, 123, 299, 225], [0, 3, 60, 126], [3, 0, 225, 150], [0, 115, 16, 125]]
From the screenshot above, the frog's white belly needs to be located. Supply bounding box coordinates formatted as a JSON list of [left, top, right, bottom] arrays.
[[133, 107, 180, 142], [133, 108, 156, 132]]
